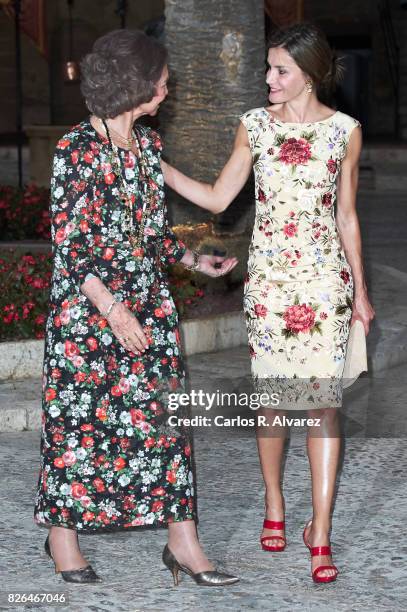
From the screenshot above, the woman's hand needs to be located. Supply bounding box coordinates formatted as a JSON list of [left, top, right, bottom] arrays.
[[197, 254, 238, 278], [107, 302, 150, 353], [351, 292, 375, 335]]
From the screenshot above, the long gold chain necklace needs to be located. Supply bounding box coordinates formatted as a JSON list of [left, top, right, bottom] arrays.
[[101, 118, 153, 253], [104, 121, 135, 148]]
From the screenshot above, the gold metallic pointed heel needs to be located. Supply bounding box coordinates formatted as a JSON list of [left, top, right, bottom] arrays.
[[44, 534, 102, 584], [162, 544, 239, 587]]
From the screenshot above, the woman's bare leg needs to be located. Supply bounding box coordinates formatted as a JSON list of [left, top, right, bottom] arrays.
[[304, 407, 341, 579], [256, 408, 288, 547], [48, 526, 89, 572], [167, 519, 214, 573]]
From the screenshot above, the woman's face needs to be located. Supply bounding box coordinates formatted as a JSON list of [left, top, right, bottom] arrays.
[[266, 47, 309, 104], [138, 65, 169, 116]]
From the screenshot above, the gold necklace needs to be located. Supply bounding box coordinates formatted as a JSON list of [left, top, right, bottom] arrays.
[[102, 119, 135, 148], [101, 119, 153, 254]]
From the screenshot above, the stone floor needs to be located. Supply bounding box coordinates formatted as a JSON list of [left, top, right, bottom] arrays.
[[0, 425, 406, 611], [1, 344, 407, 611], [0, 191, 406, 610]]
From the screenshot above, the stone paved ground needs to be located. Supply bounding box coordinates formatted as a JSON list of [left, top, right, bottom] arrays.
[[1, 189, 406, 610], [1, 375, 407, 612]]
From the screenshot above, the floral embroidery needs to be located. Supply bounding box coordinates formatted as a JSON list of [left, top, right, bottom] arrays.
[[278, 137, 312, 165], [281, 301, 318, 336], [240, 108, 360, 407]]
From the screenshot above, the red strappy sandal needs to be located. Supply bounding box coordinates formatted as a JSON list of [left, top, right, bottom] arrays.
[[303, 520, 339, 583], [260, 519, 286, 552]]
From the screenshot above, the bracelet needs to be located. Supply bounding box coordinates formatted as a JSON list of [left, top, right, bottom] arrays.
[[101, 298, 118, 318], [184, 250, 200, 272]]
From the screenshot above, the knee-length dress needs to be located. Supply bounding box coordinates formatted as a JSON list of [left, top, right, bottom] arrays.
[[34, 119, 195, 531], [240, 108, 361, 409]]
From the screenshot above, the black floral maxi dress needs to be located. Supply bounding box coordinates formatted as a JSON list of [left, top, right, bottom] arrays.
[[34, 119, 195, 531]]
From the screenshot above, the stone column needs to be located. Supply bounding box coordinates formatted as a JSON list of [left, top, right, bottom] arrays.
[[161, 0, 265, 230]]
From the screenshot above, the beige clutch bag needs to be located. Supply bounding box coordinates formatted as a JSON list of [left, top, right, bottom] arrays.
[[342, 319, 368, 388]]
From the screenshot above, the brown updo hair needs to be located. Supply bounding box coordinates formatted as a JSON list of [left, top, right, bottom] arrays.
[[80, 29, 168, 119], [267, 23, 344, 91]]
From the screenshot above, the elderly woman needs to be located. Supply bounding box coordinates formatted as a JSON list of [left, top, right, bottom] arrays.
[[34, 29, 238, 587]]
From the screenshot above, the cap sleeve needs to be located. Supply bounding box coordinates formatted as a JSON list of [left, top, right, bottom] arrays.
[[344, 114, 361, 139], [347, 116, 361, 135], [337, 113, 362, 160], [239, 109, 259, 156]]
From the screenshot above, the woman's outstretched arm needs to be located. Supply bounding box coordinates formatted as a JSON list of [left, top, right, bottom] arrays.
[[161, 122, 253, 214], [336, 126, 375, 334]]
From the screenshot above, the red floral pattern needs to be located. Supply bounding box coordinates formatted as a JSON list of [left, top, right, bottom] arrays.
[[240, 108, 360, 403], [34, 120, 195, 531], [279, 137, 312, 165], [327, 158, 337, 173], [322, 193, 332, 208], [283, 303, 316, 334], [254, 304, 268, 318]]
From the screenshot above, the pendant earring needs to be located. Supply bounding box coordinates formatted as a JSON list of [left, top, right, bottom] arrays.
[[305, 79, 313, 94]]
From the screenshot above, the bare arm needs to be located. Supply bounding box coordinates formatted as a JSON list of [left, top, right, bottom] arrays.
[[336, 126, 375, 333], [81, 249, 238, 354], [161, 122, 253, 214]]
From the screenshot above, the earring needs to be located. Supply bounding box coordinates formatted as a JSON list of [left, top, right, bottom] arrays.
[[305, 79, 313, 94]]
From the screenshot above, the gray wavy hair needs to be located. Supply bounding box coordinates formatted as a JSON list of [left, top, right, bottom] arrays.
[[80, 29, 168, 119]]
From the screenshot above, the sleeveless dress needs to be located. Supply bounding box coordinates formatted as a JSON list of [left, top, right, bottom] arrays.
[[240, 108, 362, 409], [34, 119, 195, 531]]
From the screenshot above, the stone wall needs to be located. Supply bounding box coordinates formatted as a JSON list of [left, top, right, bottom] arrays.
[[0, 0, 406, 139], [0, 0, 164, 135], [304, 0, 407, 139], [0, 9, 49, 134]]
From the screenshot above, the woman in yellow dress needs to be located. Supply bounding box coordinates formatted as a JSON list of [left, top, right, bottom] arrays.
[[162, 24, 375, 583]]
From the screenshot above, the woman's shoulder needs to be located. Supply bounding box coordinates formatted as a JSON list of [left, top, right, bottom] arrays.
[[239, 107, 269, 133], [135, 124, 163, 156], [332, 110, 362, 131], [240, 107, 266, 123], [55, 119, 95, 153]]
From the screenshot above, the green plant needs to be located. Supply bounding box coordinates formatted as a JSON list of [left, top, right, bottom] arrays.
[[0, 250, 51, 340], [0, 184, 51, 240], [169, 263, 206, 316], [0, 251, 206, 341]]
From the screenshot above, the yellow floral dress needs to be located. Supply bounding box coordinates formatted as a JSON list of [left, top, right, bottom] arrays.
[[240, 108, 361, 409]]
